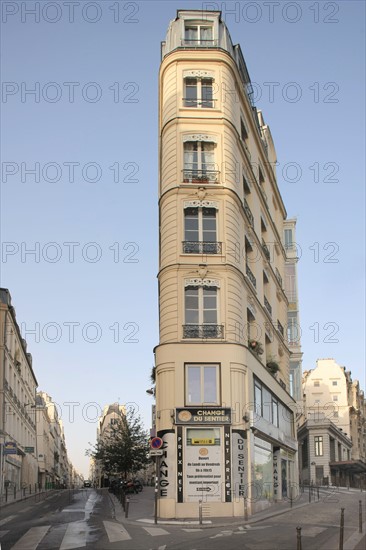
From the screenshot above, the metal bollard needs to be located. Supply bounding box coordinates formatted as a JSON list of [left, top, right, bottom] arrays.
[[296, 526, 302, 550], [199, 499, 203, 525], [317, 487, 319, 501], [290, 485, 293, 508], [14, 486, 16, 499], [339, 507, 345, 550], [125, 497, 130, 518], [5, 486, 8, 503], [244, 496, 248, 522], [359, 500, 363, 534], [309, 486, 311, 503]]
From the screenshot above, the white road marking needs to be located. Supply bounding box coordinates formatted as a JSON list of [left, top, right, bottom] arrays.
[[103, 521, 132, 542], [0, 516, 17, 527], [182, 529, 202, 532], [143, 527, 170, 536], [0, 530, 10, 538], [11, 525, 50, 549], [59, 521, 87, 549]]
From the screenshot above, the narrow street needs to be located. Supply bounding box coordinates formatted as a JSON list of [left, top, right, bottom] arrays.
[[0, 487, 364, 549]]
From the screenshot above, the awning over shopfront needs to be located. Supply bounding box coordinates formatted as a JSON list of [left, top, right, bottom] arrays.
[[329, 460, 366, 474]]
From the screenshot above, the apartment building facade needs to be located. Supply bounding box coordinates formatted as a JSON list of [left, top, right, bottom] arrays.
[[94, 403, 126, 487], [0, 288, 38, 494], [301, 358, 366, 487], [283, 219, 302, 402], [154, 10, 298, 518]]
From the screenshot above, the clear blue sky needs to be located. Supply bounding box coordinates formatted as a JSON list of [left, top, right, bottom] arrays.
[[1, 1, 365, 476]]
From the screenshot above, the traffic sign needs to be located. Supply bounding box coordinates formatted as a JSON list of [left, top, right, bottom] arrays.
[[149, 449, 164, 457], [150, 437, 163, 449]]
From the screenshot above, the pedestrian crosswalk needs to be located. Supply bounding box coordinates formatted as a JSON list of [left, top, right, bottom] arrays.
[[0, 518, 172, 549]]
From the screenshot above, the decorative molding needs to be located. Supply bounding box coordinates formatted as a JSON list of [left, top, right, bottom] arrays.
[[197, 188, 206, 201], [183, 70, 215, 79], [183, 200, 219, 209], [183, 134, 217, 144], [184, 278, 220, 288]]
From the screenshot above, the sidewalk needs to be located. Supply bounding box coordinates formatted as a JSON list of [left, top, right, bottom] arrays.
[[109, 485, 365, 526], [108, 485, 366, 549], [0, 488, 60, 509]]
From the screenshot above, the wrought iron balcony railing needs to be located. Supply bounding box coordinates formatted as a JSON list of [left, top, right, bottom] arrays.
[[182, 169, 220, 184], [183, 324, 224, 339], [183, 98, 216, 108], [246, 263, 256, 288], [183, 241, 222, 254], [275, 268, 283, 287], [262, 240, 270, 261], [181, 39, 219, 48], [244, 198, 254, 227], [264, 296, 272, 316], [277, 320, 284, 338]]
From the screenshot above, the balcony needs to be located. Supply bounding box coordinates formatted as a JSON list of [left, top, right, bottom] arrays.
[[183, 324, 224, 339], [277, 320, 284, 338], [183, 241, 222, 254], [181, 39, 219, 48], [264, 296, 272, 316], [275, 268, 283, 288], [183, 98, 216, 108], [246, 263, 256, 288], [262, 240, 270, 261], [182, 169, 220, 184], [244, 199, 254, 227]]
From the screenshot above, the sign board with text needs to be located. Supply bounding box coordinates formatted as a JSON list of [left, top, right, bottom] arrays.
[[175, 407, 231, 425]]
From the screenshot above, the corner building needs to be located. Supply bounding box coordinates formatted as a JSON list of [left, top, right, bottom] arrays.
[[155, 10, 298, 518]]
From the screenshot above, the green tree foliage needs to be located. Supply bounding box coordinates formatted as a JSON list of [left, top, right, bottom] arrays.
[[87, 407, 149, 479]]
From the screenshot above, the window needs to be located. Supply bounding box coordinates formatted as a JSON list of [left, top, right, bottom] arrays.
[[302, 437, 308, 468], [284, 229, 293, 250], [184, 78, 213, 108], [332, 395, 338, 401], [241, 118, 248, 142], [184, 285, 221, 338], [184, 23, 214, 46], [183, 141, 217, 182], [186, 364, 219, 404], [285, 263, 297, 302], [314, 435, 323, 456], [314, 381, 320, 387], [254, 381, 263, 417], [183, 207, 219, 254], [287, 312, 300, 344], [272, 398, 279, 427], [289, 372, 294, 397], [332, 381, 338, 386]]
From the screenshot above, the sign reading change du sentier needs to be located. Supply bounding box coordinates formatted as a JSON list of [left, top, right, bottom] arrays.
[[175, 407, 231, 425]]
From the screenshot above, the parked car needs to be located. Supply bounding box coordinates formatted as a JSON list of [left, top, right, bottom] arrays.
[[83, 480, 91, 487]]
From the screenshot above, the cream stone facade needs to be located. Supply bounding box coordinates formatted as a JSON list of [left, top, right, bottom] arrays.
[[283, 219, 302, 402], [95, 403, 126, 487], [155, 10, 298, 519], [302, 358, 366, 487], [0, 288, 38, 495]]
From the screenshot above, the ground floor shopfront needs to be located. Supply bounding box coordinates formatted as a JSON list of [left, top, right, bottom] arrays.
[[154, 342, 298, 518], [156, 411, 297, 518]]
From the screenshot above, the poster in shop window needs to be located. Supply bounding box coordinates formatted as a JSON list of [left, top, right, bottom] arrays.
[[185, 427, 223, 502]]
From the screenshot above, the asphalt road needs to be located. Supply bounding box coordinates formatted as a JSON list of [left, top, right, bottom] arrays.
[[0, 488, 364, 549]]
